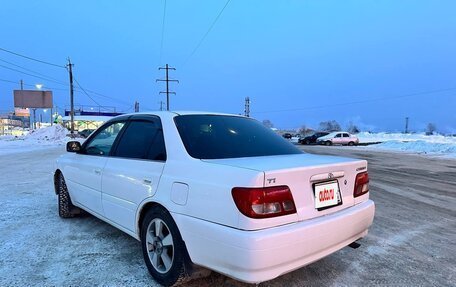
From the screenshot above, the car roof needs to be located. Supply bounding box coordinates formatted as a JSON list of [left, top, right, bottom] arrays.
[[326, 131, 349, 136], [118, 111, 245, 117]]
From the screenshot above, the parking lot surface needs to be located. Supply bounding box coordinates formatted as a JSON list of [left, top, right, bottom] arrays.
[[0, 146, 454, 286]]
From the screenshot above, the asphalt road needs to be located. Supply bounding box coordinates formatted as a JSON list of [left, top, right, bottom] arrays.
[[0, 146, 454, 286]]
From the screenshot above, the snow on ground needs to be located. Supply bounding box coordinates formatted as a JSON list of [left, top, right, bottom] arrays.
[[356, 132, 456, 158], [370, 140, 456, 157], [357, 132, 456, 144], [0, 125, 72, 156]]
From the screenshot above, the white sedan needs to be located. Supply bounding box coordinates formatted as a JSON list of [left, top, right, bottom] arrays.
[[317, 131, 360, 146], [54, 112, 375, 286]]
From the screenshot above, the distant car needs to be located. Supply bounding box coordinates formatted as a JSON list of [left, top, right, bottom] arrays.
[[282, 133, 293, 139], [317, 132, 359, 146], [299, 132, 330, 145], [78, 129, 96, 138], [55, 112, 373, 285]]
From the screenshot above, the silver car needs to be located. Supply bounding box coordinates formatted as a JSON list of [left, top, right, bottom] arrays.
[[317, 132, 359, 146]]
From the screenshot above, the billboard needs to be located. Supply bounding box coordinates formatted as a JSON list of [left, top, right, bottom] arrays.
[[14, 90, 53, 108], [14, 108, 30, 117]]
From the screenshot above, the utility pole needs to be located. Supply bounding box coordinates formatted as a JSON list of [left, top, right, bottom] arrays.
[[32, 109, 36, 129], [405, 117, 409, 134], [156, 64, 178, 111], [20, 79, 23, 90], [244, 97, 250, 117], [66, 58, 75, 136], [134, 101, 140, 112], [159, 101, 165, 111]]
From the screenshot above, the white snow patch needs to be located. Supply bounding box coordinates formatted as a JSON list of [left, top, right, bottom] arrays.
[[369, 140, 456, 158], [26, 125, 69, 142], [0, 125, 74, 156], [357, 132, 456, 144], [357, 132, 456, 158]]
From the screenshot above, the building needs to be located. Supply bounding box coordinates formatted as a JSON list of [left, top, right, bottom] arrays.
[[61, 115, 113, 131], [62, 105, 124, 132], [0, 116, 25, 136]]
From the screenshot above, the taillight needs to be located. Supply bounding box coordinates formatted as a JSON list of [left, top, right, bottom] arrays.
[[231, 186, 296, 218], [354, 172, 369, 197]]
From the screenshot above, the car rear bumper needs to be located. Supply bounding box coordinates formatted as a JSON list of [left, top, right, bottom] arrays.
[[173, 199, 375, 283]]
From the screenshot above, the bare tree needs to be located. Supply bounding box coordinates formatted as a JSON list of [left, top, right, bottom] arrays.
[[319, 120, 341, 132], [426, 123, 436, 135], [262, 119, 274, 129], [298, 124, 307, 135], [347, 121, 360, 134]]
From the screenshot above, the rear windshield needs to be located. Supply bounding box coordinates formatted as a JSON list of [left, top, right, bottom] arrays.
[[174, 115, 302, 159]]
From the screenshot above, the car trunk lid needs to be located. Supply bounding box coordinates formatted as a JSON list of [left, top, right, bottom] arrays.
[[203, 153, 367, 222]]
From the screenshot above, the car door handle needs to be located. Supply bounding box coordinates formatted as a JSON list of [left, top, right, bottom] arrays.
[[143, 179, 152, 185], [94, 169, 101, 175]]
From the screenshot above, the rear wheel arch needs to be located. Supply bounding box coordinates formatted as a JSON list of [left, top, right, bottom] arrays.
[[138, 201, 164, 237]]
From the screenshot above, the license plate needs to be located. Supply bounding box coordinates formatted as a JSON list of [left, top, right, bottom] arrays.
[[314, 180, 341, 209]]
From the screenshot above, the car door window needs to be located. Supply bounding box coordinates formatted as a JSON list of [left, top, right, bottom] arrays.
[[84, 122, 126, 156], [343, 133, 350, 137], [335, 133, 342, 138], [113, 119, 167, 161]]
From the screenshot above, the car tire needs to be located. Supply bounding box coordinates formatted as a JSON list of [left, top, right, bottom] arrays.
[[348, 141, 355, 146], [325, 141, 332, 146], [56, 174, 80, 218], [305, 140, 310, 145], [141, 207, 190, 286]]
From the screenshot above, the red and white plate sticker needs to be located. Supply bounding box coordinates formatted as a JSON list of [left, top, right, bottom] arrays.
[[314, 180, 340, 209]]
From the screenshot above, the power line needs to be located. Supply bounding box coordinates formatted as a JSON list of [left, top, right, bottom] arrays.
[[0, 59, 131, 106], [75, 86, 133, 106], [182, 0, 232, 66], [0, 52, 143, 110], [159, 0, 167, 65], [0, 63, 68, 86], [0, 47, 65, 69], [0, 78, 23, 86], [70, 81, 136, 108], [73, 77, 102, 107], [0, 58, 67, 85], [253, 87, 456, 114], [119, 105, 135, 113], [0, 78, 68, 91]]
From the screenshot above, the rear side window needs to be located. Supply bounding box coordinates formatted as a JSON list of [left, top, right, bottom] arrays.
[[174, 115, 302, 159], [335, 133, 342, 138], [113, 119, 166, 161]]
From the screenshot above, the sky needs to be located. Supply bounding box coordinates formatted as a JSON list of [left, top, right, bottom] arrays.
[[0, 0, 455, 133]]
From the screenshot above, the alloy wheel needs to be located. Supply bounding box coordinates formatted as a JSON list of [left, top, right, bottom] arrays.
[[146, 218, 174, 274]]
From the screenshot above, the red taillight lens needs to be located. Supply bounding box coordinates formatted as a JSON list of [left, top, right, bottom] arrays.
[[231, 186, 296, 218], [354, 172, 369, 197]]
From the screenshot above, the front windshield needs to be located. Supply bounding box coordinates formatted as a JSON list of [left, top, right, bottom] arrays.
[[174, 115, 302, 159]]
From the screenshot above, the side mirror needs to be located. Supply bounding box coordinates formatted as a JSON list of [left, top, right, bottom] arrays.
[[66, 141, 82, 153]]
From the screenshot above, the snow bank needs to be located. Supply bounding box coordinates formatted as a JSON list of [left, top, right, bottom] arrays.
[[26, 125, 69, 142], [369, 140, 456, 157], [357, 132, 456, 144], [0, 125, 72, 156], [357, 132, 456, 158]]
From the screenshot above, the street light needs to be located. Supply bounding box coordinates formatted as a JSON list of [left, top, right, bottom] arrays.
[[35, 84, 43, 90]]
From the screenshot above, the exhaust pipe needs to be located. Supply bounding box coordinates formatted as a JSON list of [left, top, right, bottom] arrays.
[[349, 241, 361, 249]]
